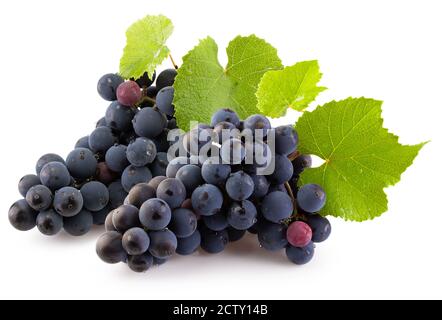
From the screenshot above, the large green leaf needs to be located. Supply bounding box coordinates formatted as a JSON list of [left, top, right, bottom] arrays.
[[296, 97, 425, 221]]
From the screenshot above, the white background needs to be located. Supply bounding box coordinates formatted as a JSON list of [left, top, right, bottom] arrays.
[[0, 0, 440, 300]]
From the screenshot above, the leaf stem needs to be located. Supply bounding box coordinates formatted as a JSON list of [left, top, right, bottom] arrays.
[[284, 182, 296, 208], [288, 150, 300, 162], [145, 96, 156, 105], [169, 54, 179, 69], [284, 181, 308, 223]]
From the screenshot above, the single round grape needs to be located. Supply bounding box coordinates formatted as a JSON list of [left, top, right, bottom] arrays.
[[156, 178, 186, 209], [75, 136, 90, 149], [126, 183, 156, 208], [166, 157, 189, 178], [96, 231, 127, 264], [286, 242, 315, 265], [269, 154, 293, 185], [112, 205, 140, 232], [80, 181, 109, 212], [287, 221, 313, 248], [203, 213, 229, 232], [39, 162, 71, 191], [226, 171, 254, 201], [25, 185, 53, 211], [274, 125, 298, 156], [105, 101, 136, 132], [105, 145, 129, 173], [156, 86, 175, 116], [201, 158, 231, 185], [66, 148, 98, 180], [227, 200, 257, 230], [261, 191, 293, 223], [139, 198, 172, 230], [169, 208, 198, 238], [213, 121, 240, 144], [108, 180, 128, 209], [132, 107, 167, 138], [220, 138, 245, 165], [148, 229, 178, 259], [53, 187, 84, 217], [97, 73, 124, 101], [250, 174, 269, 199], [150, 152, 169, 177], [134, 71, 156, 88], [36, 153, 66, 175], [243, 114, 271, 137], [307, 214, 331, 243], [92, 205, 110, 225], [257, 221, 288, 251], [127, 253, 154, 273], [96, 162, 118, 185], [89, 127, 117, 154], [176, 230, 201, 255], [200, 227, 229, 254], [127, 137, 157, 167], [176, 164, 203, 195], [156, 68, 177, 90], [121, 165, 152, 193], [148, 176, 167, 190], [191, 184, 223, 216], [18, 174, 41, 197], [297, 184, 326, 213], [36, 209, 63, 236], [105, 210, 116, 231], [292, 154, 312, 176], [227, 227, 246, 242], [116, 80, 142, 107], [210, 108, 240, 127], [122, 227, 150, 255], [8, 199, 38, 231], [63, 209, 93, 236]]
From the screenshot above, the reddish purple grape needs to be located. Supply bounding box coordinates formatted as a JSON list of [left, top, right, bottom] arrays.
[[116, 81, 142, 107], [287, 221, 312, 248]]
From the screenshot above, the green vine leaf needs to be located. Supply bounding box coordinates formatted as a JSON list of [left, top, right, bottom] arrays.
[[256, 60, 326, 117], [174, 35, 282, 131], [119, 15, 173, 79], [296, 97, 425, 221]]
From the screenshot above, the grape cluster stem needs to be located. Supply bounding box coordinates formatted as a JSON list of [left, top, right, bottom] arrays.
[[169, 54, 179, 70]]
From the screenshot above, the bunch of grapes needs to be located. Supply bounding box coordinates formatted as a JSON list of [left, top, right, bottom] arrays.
[[96, 103, 332, 272], [8, 69, 178, 237], [9, 65, 331, 271]]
